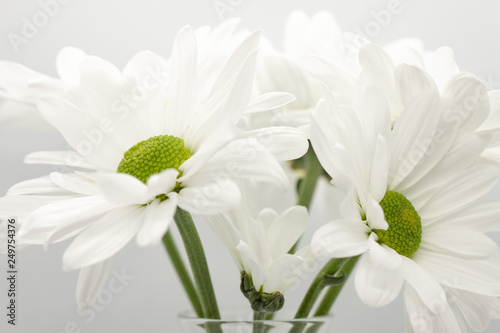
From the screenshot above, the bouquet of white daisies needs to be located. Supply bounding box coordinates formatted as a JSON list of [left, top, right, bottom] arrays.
[[1, 11, 500, 333]]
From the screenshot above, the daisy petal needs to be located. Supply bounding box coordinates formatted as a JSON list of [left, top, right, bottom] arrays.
[[137, 194, 178, 246], [237, 241, 266, 289], [177, 179, 241, 214], [76, 257, 114, 310], [145, 169, 178, 200], [245, 92, 296, 114], [50, 172, 99, 195], [267, 206, 308, 258], [56, 47, 87, 83], [96, 172, 148, 205], [389, 89, 440, 187], [311, 219, 370, 259], [355, 246, 403, 307], [63, 206, 144, 270], [236, 127, 308, 161], [415, 250, 500, 296], [166, 26, 198, 136], [264, 254, 304, 293], [24, 151, 97, 169]]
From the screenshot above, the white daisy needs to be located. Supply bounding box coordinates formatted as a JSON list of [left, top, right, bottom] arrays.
[[249, 10, 343, 130], [0, 25, 308, 308], [205, 180, 311, 311], [310, 66, 500, 332], [0, 47, 86, 129]]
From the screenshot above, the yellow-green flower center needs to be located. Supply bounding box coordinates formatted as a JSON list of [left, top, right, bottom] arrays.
[[117, 135, 192, 185], [373, 191, 422, 258]]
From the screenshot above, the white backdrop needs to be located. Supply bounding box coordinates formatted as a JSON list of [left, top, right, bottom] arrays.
[[1, 0, 500, 332]]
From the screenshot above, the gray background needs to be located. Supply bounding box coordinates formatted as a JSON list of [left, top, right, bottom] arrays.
[[1, 0, 500, 332]]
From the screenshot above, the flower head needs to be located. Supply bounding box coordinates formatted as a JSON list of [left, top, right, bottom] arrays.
[[0, 25, 308, 309], [206, 180, 311, 296], [310, 58, 500, 332]]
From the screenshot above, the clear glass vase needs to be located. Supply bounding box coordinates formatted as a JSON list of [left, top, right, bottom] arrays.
[[178, 308, 333, 333]]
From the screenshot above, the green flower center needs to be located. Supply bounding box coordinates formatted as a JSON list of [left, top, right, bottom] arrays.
[[373, 191, 422, 258], [117, 135, 192, 186]]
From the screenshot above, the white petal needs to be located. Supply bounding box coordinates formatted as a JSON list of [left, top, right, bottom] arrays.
[[76, 257, 114, 310], [258, 55, 319, 110], [359, 44, 401, 114], [402, 256, 447, 311], [0, 194, 76, 221], [436, 199, 500, 232], [204, 213, 243, 270], [184, 138, 289, 189], [177, 180, 241, 214], [63, 206, 144, 270], [415, 250, 500, 296], [7, 176, 66, 196], [264, 254, 304, 293], [237, 241, 266, 289], [266, 206, 308, 258], [300, 55, 355, 99], [165, 26, 198, 136], [36, 95, 121, 170], [355, 248, 403, 307], [145, 169, 178, 200], [50, 172, 99, 195], [235, 127, 309, 161], [395, 64, 437, 107], [442, 75, 489, 132], [404, 284, 463, 333], [422, 227, 497, 258], [245, 92, 296, 114], [452, 290, 500, 331], [136, 195, 178, 246], [96, 172, 148, 205], [389, 89, 440, 187], [419, 163, 499, 221], [20, 195, 110, 242], [311, 219, 370, 259], [364, 195, 388, 230], [24, 151, 97, 169], [56, 47, 87, 83]]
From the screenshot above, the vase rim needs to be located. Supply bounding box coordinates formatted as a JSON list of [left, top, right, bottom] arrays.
[[178, 308, 333, 323]]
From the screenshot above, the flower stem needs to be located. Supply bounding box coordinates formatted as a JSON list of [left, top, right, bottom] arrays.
[[174, 207, 221, 320], [253, 311, 266, 333], [162, 231, 203, 318], [289, 145, 322, 254], [294, 258, 349, 320], [313, 256, 359, 317], [297, 145, 322, 208]]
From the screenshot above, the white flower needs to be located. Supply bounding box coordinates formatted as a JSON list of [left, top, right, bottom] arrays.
[[0, 47, 86, 129], [310, 64, 500, 332], [0, 25, 308, 308], [249, 11, 343, 130], [205, 180, 311, 294]]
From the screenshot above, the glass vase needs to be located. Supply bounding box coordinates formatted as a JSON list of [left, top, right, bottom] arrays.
[[178, 308, 333, 333]]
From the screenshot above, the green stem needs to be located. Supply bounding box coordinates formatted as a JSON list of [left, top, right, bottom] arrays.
[[162, 231, 203, 318], [253, 311, 266, 333], [174, 207, 221, 320], [297, 145, 322, 208], [289, 146, 322, 254], [314, 256, 360, 317], [294, 258, 349, 319]]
